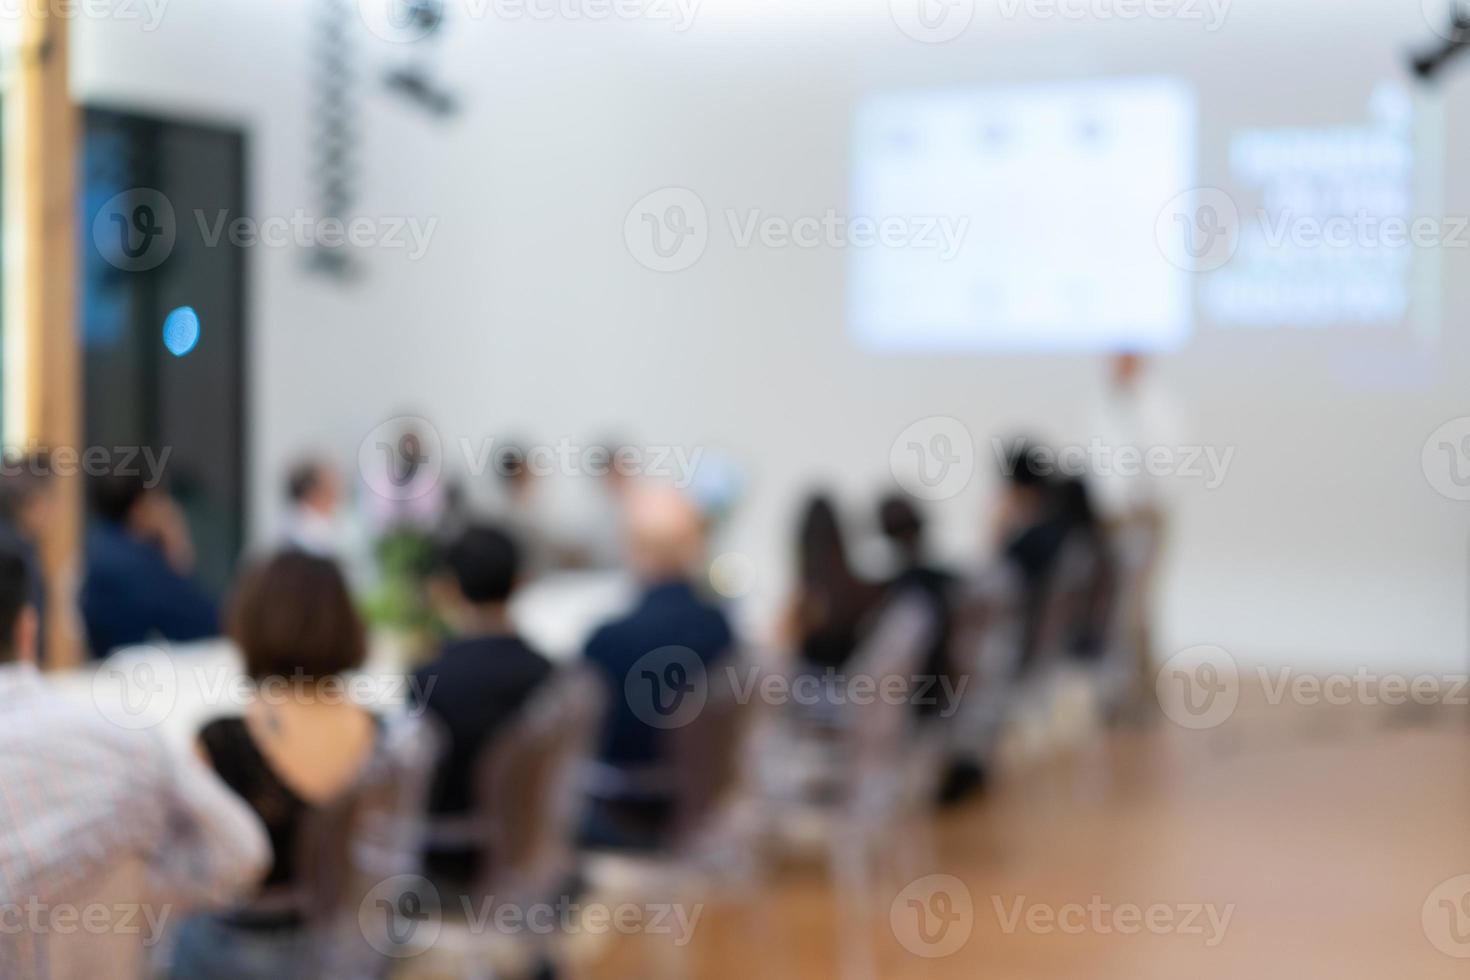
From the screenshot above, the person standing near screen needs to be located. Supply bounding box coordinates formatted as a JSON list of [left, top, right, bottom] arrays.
[[1089, 352, 1186, 709], [1091, 352, 1186, 520]]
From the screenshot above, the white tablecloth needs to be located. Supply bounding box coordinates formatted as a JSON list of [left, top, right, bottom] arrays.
[[50, 571, 635, 750]]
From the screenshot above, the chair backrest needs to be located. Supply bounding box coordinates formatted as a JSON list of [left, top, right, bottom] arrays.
[[294, 712, 442, 970], [948, 565, 1024, 689], [473, 666, 606, 900], [940, 566, 1026, 750], [1031, 530, 1114, 668], [666, 652, 756, 848], [842, 591, 937, 762]]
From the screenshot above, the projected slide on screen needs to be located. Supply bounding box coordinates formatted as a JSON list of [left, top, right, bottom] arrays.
[[1206, 83, 1420, 333], [848, 78, 1196, 353]]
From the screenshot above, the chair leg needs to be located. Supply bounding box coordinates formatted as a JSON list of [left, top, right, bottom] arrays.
[[647, 902, 693, 980], [829, 820, 877, 980], [888, 810, 937, 895], [723, 830, 778, 964], [458, 949, 496, 980]]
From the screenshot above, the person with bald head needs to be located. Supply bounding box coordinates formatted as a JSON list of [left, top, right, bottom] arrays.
[[580, 483, 734, 850]]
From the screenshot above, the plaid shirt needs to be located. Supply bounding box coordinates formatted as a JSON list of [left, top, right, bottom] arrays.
[[0, 663, 269, 975]]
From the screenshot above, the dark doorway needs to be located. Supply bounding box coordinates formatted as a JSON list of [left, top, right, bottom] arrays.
[[79, 107, 248, 594]]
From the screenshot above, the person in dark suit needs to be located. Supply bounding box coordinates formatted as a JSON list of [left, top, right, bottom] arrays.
[[410, 524, 554, 883], [80, 473, 219, 658], [581, 485, 734, 850]]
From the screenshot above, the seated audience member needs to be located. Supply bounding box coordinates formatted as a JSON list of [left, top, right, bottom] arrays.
[[1052, 476, 1116, 660], [282, 458, 344, 557], [993, 440, 1064, 641], [991, 441, 1111, 669], [435, 477, 473, 545], [880, 495, 996, 802], [361, 416, 445, 533], [581, 485, 734, 849], [172, 552, 379, 979], [411, 525, 554, 883], [483, 443, 554, 575], [877, 495, 958, 717], [780, 494, 884, 671], [282, 457, 374, 590], [0, 452, 56, 663], [991, 440, 1066, 573], [0, 547, 268, 977], [80, 472, 220, 658], [546, 441, 634, 570]]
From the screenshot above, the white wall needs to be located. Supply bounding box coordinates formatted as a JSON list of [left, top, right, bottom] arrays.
[[75, 0, 1470, 670]]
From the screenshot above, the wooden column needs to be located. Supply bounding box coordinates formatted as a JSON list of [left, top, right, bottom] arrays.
[[5, 4, 82, 667]]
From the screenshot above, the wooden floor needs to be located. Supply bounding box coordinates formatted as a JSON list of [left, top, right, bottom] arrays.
[[586, 697, 1470, 979]]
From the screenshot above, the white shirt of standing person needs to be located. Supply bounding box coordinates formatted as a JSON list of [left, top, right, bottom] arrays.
[[283, 504, 339, 557], [1089, 369, 1188, 519], [282, 504, 376, 592]]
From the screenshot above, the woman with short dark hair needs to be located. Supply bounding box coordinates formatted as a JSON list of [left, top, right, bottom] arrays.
[[229, 549, 366, 682], [170, 551, 379, 979]]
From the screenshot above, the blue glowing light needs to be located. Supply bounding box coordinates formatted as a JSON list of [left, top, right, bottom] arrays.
[[163, 306, 200, 357]]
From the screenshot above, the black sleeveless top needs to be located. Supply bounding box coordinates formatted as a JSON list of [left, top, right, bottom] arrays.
[[199, 715, 381, 889]]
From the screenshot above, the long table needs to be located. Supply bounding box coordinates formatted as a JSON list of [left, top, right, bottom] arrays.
[[51, 570, 636, 749]]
